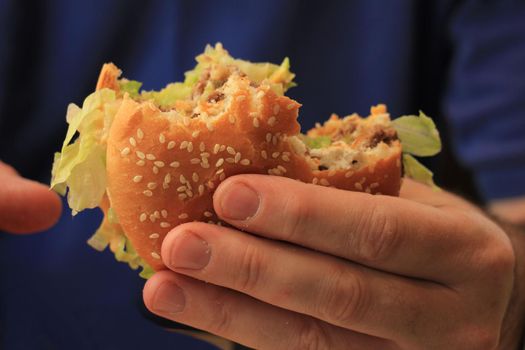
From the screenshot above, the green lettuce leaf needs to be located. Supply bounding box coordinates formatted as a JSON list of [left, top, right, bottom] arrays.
[[392, 111, 441, 156], [402, 154, 440, 189], [87, 215, 154, 279], [119, 79, 142, 98], [51, 89, 118, 214], [299, 135, 332, 149]]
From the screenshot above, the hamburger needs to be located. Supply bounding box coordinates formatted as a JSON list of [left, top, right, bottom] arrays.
[[51, 44, 440, 277]]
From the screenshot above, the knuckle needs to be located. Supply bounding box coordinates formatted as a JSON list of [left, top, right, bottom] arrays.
[[355, 203, 399, 262], [294, 319, 330, 350], [208, 296, 234, 335], [455, 325, 500, 350], [236, 243, 265, 292], [317, 266, 369, 327], [281, 193, 312, 242]]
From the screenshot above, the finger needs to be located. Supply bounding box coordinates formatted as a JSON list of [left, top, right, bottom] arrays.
[[143, 271, 394, 350], [161, 222, 456, 344], [0, 161, 62, 233], [212, 175, 488, 282]]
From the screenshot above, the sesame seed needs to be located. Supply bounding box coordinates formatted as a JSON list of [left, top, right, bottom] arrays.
[[198, 184, 204, 195], [213, 144, 220, 154], [256, 90, 265, 99], [167, 141, 176, 150], [345, 171, 354, 178], [287, 103, 295, 110], [160, 222, 171, 228], [320, 178, 330, 186], [186, 189, 194, 197], [312, 177, 319, 185], [240, 159, 250, 166], [162, 183, 169, 190], [143, 190, 153, 197], [206, 181, 215, 189], [216, 169, 225, 175], [121, 147, 130, 156], [159, 134, 166, 143], [219, 145, 226, 152], [151, 252, 161, 259], [178, 213, 189, 219], [261, 150, 268, 159], [190, 158, 201, 164], [200, 152, 210, 158], [365, 187, 371, 194], [273, 105, 280, 114], [268, 116, 276, 126], [180, 141, 188, 150], [180, 174, 187, 184], [164, 173, 171, 183], [282, 154, 290, 162], [229, 115, 236, 124], [253, 118, 260, 128], [215, 158, 224, 167], [226, 157, 235, 163], [152, 166, 159, 174], [266, 133, 272, 143], [136, 160, 145, 166], [234, 152, 241, 163], [201, 162, 210, 169], [177, 186, 186, 192], [227, 146, 235, 155], [170, 161, 180, 168], [139, 213, 147, 222], [136, 151, 145, 159], [149, 214, 156, 222], [154, 161, 165, 167], [277, 165, 287, 173], [204, 211, 213, 217], [133, 175, 143, 183], [146, 153, 156, 160], [187, 142, 194, 152], [178, 193, 187, 200], [154, 211, 160, 218], [354, 182, 363, 190], [161, 210, 168, 218], [199, 142, 205, 152], [137, 128, 144, 139], [129, 137, 137, 147], [219, 173, 226, 181], [149, 233, 160, 239], [370, 182, 379, 188], [147, 182, 157, 190], [192, 172, 199, 182], [236, 95, 246, 102], [272, 152, 280, 159], [192, 131, 200, 138], [206, 123, 214, 131]]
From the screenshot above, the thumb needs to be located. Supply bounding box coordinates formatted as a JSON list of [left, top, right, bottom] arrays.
[[0, 161, 62, 234]]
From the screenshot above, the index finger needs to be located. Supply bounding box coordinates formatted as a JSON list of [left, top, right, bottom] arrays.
[[213, 175, 491, 282], [0, 161, 62, 234]]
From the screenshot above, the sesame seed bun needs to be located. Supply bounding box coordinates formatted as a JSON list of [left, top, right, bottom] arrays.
[[98, 62, 401, 271]]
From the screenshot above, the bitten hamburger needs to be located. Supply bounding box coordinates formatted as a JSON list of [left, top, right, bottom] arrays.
[[51, 44, 440, 277]]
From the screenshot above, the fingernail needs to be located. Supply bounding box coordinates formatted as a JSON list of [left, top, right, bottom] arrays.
[[152, 281, 185, 314], [218, 182, 260, 220], [169, 232, 211, 270]]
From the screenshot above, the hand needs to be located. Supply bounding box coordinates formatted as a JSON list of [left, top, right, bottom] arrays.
[[0, 161, 62, 233], [143, 176, 523, 349]]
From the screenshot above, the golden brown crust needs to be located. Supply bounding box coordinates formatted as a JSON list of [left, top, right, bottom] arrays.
[[103, 66, 401, 271]]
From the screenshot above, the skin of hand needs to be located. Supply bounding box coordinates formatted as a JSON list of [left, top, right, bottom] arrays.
[[0, 161, 62, 234], [143, 175, 525, 350]]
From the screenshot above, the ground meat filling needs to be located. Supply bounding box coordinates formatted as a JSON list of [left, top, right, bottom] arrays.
[[368, 128, 398, 148]]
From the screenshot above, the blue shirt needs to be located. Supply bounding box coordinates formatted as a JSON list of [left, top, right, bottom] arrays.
[[1, 1, 524, 349]]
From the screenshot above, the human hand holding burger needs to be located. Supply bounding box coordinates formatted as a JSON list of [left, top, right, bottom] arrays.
[[143, 177, 525, 349]]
